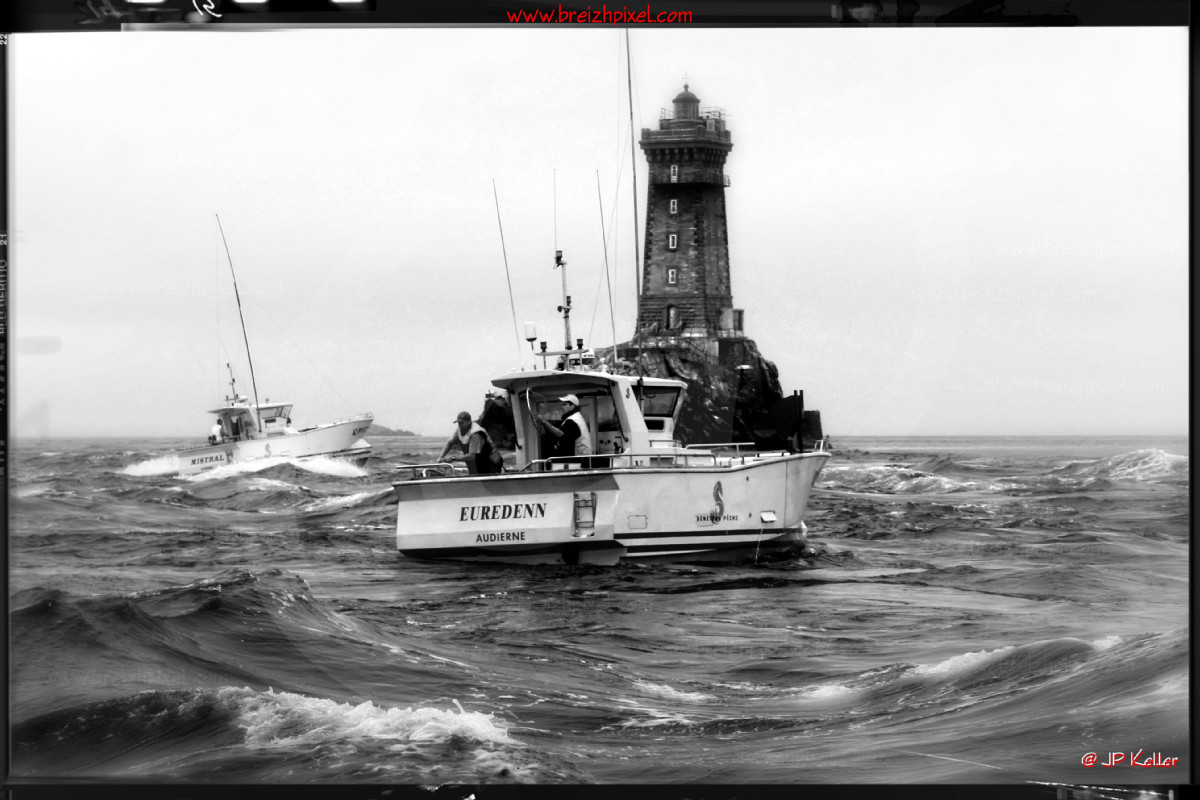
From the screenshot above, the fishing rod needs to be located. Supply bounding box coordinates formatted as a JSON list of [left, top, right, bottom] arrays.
[[492, 179, 524, 362], [625, 30, 644, 379], [215, 214, 262, 433], [595, 170, 619, 364]]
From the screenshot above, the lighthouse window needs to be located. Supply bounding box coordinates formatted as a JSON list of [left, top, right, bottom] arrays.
[[667, 268, 677, 285], [669, 199, 678, 215], [670, 164, 679, 183], [668, 234, 677, 251]]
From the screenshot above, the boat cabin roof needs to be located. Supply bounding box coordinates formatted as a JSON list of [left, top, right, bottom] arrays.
[[208, 400, 294, 417], [491, 368, 683, 402]]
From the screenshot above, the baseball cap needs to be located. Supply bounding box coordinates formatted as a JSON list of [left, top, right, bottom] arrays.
[[558, 394, 580, 406]]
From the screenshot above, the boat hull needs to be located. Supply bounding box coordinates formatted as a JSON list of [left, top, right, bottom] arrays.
[[394, 452, 829, 564], [174, 416, 373, 475]]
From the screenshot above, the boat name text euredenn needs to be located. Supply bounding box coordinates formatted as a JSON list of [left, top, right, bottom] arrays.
[[460, 502, 548, 522]]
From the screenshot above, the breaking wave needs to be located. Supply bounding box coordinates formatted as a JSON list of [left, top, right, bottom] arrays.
[[817, 449, 1187, 495]]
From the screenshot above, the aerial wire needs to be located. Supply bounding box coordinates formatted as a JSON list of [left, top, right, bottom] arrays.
[[215, 214, 262, 431], [595, 171, 619, 362], [625, 30, 644, 376], [492, 180, 524, 360]]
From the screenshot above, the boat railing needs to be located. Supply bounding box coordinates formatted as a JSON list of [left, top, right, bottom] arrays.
[[685, 441, 756, 456], [392, 462, 467, 481], [688, 440, 834, 455], [521, 452, 730, 472], [298, 413, 374, 432]]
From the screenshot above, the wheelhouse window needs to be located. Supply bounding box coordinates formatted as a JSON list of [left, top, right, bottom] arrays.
[[668, 233, 677, 251], [667, 268, 677, 285], [669, 164, 679, 183], [640, 386, 682, 417], [669, 198, 678, 215]]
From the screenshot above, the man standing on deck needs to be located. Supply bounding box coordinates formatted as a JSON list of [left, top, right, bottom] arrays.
[[439, 411, 502, 474], [535, 394, 592, 458]]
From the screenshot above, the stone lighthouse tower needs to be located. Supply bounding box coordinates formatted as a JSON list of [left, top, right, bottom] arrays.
[[636, 84, 744, 365], [605, 82, 822, 449]]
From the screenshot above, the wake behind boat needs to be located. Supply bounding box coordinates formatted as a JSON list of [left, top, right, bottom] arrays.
[[392, 251, 830, 565]]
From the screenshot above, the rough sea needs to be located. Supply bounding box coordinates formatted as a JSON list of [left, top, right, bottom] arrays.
[[5, 435, 1190, 798]]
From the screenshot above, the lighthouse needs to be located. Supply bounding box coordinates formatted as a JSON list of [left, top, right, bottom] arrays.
[[602, 82, 822, 449], [635, 83, 744, 366]]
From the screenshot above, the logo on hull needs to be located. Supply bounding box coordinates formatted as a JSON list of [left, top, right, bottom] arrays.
[[696, 480, 739, 523]]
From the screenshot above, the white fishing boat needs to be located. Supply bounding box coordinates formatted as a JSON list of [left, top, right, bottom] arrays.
[[168, 217, 373, 475], [392, 251, 829, 565], [172, 380, 373, 476]]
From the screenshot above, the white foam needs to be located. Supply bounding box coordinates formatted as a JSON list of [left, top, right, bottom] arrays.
[[1101, 449, 1188, 481], [617, 709, 697, 728], [816, 465, 976, 494], [12, 484, 52, 498], [632, 680, 715, 703], [1057, 449, 1189, 483], [232, 689, 514, 748], [302, 489, 388, 513], [292, 456, 369, 479], [183, 457, 293, 482], [912, 645, 1015, 677], [796, 682, 856, 700], [122, 455, 182, 476], [1091, 635, 1122, 652], [245, 477, 301, 492], [178, 454, 367, 482]]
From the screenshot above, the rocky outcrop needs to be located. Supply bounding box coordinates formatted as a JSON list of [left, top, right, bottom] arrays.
[[368, 424, 418, 436], [607, 337, 823, 450]]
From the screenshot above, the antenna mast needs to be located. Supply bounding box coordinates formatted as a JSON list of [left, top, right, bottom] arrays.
[[554, 249, 573, 350], [493, 180, 524, 360], [625, 31, 644, 375], [215, 215, 262, 431]]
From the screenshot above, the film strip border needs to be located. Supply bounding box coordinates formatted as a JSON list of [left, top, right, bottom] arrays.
[[3, 0, 1192, 31]]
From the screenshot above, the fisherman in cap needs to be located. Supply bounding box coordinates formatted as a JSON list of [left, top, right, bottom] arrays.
[[439, 411, 502, 474], [534, 394, 592, 458]]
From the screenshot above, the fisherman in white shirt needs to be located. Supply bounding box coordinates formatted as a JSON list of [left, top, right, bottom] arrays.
[[534, 394, 592, 457]]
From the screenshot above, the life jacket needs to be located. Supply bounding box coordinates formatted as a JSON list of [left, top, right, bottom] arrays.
[[454, 422, 494, 457], [565, 411, 592, 456]]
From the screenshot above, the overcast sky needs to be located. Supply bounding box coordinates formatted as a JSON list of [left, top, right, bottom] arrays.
[[10, 26, 1188, 438]]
